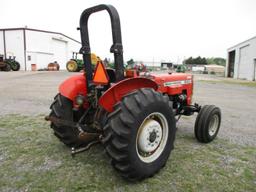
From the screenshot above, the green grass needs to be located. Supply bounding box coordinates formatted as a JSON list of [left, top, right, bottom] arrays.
[[0, 115, 255, 192], [199, 79, 256, 87]]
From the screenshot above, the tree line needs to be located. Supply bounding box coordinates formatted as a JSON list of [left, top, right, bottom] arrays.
[[184, 57, 226, 66]]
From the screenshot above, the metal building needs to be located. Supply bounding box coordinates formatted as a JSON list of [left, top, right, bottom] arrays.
[[0, 28, 80, 71], [226, 36, 256, 81]]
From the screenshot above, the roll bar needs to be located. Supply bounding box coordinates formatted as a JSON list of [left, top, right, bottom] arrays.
[[79, 4, 125, 89]]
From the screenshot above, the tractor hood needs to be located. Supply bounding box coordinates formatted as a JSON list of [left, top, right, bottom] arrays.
[[148, 73, 193, 86]]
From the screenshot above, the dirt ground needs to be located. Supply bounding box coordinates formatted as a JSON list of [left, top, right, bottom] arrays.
[[0, 71, 255, 146]]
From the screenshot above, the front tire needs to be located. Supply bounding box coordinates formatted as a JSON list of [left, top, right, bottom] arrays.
[[10, 61, 20, 71], [194, 105, 221, 143], [102, 88, 176, 181]]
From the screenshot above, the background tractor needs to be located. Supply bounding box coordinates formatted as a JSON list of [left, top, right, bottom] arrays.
[[5, 55, 20, 71], [0, 55, 11, 71], [66, 52, 100, 72], [46, 4, 221, 181], [0, 54, 20, 71], [176, 64, 187, 73]]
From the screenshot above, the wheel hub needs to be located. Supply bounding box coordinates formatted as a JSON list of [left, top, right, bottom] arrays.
[[149, 131, 157, 143], [69, 64, 75, 70], [209, 114, 219, 136], [136, 112, 169, 163], [137, 119, 162, 153]]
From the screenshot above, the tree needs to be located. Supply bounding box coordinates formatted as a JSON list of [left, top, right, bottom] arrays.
[[201, 57, 207, 64], [127, 58, 135, 66], [185, 57, 193, 64], [184, 56, 226, 66], [184, 56, 207, 65], [206, 57, 226, 66]]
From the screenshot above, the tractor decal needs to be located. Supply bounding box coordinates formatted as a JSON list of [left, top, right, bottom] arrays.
[[164, 79, 192, 87]]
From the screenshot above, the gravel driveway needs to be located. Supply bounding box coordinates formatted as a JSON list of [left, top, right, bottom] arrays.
[[0, 71, 255, 146]]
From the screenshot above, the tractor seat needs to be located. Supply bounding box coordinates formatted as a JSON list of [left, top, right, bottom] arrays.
[[106, 68, 116, 83]]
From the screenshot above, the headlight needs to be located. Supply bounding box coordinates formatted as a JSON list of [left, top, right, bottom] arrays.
[[75, 95, 85, 106]]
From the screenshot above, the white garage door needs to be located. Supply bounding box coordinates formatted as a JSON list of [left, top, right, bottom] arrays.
[[35, 53, 53, 70], [26, 52, 53, 71], [238, 45, 251, 79], [52, 39, 67, 69]]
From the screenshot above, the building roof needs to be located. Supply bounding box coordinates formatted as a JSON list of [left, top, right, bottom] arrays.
[[227, 35, 256, 51], [0, 27, 81, 44]]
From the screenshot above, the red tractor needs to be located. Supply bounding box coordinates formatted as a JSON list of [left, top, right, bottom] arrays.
[[46, 4, 221, 181]]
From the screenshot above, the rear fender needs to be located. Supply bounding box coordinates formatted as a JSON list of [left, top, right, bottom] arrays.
[[59, 74, 87, 102], [98, 77, 158, 112]]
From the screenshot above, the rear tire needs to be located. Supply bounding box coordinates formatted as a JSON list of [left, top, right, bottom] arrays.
[[66, 60, 78, 72], [194, 105, 221, 143], [9, 61, 20, 71], [4, 64, 11, 72], [49, 94, 84, 147], [102, 88, 176, 181]]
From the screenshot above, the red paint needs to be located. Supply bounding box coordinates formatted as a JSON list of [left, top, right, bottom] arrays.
[[151, 73, 193, 105], [125, 69, 139, 78], [166, 85, 183, 95], [58, 72, 193, 112], [59, 74, 87, 102], [99, 77, 158, 112]]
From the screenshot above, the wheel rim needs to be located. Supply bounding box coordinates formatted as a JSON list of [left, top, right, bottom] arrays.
[[208, 114, 219, 136], [67, 61, 77, 71], [136, 112, 168, 163], [13, 64, 18, 70], [68, 63, 75, 71]]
